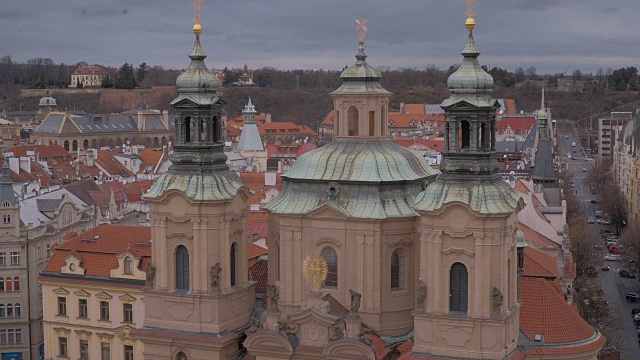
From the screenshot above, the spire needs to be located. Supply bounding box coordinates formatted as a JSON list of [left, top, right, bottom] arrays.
[[0, 158, 17, 206], [237, 100, 265, 152]]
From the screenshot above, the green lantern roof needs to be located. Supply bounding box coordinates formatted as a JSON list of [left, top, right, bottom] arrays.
[[331, 42, 391, 96], [174, 27, 221, 102], [39, 90, 57, 107], [446, 31, 494, 94]]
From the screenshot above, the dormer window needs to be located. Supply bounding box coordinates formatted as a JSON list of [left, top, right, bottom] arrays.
[[2, 201, 10, 208], [124, 257, 133, 275]]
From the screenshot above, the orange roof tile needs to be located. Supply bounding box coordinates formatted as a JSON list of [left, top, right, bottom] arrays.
[[247, 243, 268, 260], [388, 113, 444, 129], [96, 150, 134, 177], [8, 145, 71, 160], [239, 172, 283, 207], [258, 122, 317, 136], [321, 110, 335, 126], [248, 259, 268, 295], [248, 222, 268, 239], [496, 116, 536, 135], [45, 225, 151, 277], [403, 104, 426, 115], [519, 223, 561, 250], [524, 247, 558, 279], [137, 148, 165, 174], [520, 277, 597, 344]]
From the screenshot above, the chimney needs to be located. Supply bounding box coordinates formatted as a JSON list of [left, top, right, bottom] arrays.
[[87, 149, 95, 167], [162, 110, 169, 128], [266, 113, 272, 123], [400, 102, 406, 115], [137, 110, 144, 131], [19, 157, 32, 174]]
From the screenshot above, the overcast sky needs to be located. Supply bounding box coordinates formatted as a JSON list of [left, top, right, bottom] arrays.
[[3, 0, 638, 73]]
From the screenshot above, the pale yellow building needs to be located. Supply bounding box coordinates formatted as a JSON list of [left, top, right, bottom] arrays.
[[39, 225, 151, 360]]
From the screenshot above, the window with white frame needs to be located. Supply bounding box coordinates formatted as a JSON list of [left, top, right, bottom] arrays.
[[10, 252, 20, 265], [0, 252, 5, 265]]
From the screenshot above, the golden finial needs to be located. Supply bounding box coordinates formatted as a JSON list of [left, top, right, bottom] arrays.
[[190, 0, 205, 35], [461, 0, 477, 31], [303, 254, 328, 292], [355, 16, 368, 43]]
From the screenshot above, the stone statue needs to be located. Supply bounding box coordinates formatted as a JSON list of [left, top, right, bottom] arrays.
[[358, 325, 372, 346], [247, 317, 262, 334], [329, 325, 344, 342], [266, 283, 280, 310], [349, 289, 361, 315], [492, 287, 503, 316], [416, 279, 427, 307], [209, 263, 222, 291], [278, 320, 295, 337], [145, 263, 156, 288]]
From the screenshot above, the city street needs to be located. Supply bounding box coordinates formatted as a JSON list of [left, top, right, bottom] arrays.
[[558, 122, 640, 358]]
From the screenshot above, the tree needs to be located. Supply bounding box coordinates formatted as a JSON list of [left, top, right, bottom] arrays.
[[137, 62, 149, 83], [568, 219, 598, 278], [620, 223, 640, 271], [545, 76, 558, 90], [514, 67, 526, 82], [525, 66, 537, 80], [572, 69, 583, 81], [115, 63, 137, 89], [102, 74, 114, 88]]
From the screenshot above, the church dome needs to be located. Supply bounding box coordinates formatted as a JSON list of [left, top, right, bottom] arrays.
[[39, 90, 57, 107], [446, 33, 494, 94], [283, 139, 437, 183], [175, 27, 221, 94], [331, 43, 391, 96]]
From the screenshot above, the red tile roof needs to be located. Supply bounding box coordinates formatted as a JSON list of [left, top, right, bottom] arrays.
[[137, 148, 165, 174], [520, 277, 596, 344], [239, 172, 283, 207], [523, 247, 558, 279], [45, 225, 152, 277], [393, 139, 445, 152], [321, 110, 335, 126], [247, 243, 268, 260], [388, 114, 444, 129], [96, 150, 134, 177], [9, 162, 53, 186], [496, 116, 536, 135], [403, 104, 426, 115], [258, 122, 317, 136], [248, 222, 268, 239], [519, 223, 561, 250], [73, 66, 107, 75], [248, 259, 268, 295], [8, 145, 71, 160], [228, 114, 268, 127], [266, 143, 316, 158]]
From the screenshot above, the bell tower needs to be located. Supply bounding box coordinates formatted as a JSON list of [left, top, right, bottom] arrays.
[[412, 5, 523, 359], [331, 17, 392, 139], [138, 6, 255, 360]]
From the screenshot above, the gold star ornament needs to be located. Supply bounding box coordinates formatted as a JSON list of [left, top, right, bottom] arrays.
[[303, 254, 328, 292], [355, 17, 368, 43]]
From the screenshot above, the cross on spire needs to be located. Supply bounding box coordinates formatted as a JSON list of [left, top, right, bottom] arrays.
[[190, 0, 205, 25], [461, 0, 478, 18], [355, 16, 368, 43]]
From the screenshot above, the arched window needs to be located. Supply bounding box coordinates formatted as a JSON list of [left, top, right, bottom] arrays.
[[72, 140, 78, 152], [450, 263, 468, 313], [391, 249, 406, 291], [184, 117, 192, 143], [92, 139, 98, 149], [13, 277, 19, 291], [83, 140, 89, 149], [0, 277, 4, 291], [6, 304, 11, 317], [445, 123, 451, 151], [460, 121, 470, 149], [124, 257, 133, 275], [230, 242, 238, 287], [479, 123, 486, 149], [6, 277, 12, 291], [2, 201, 10, 207], [14, 303, 20, 317], [0, 304, 4, 317], [175, 246, 190, 291], [321, 247, 338, 289], [348, 106, 359, 136], [380, 106, 386, 136], [176, 352, 189, 360], [153, 137, 159, 147], [64, 140, 70, 151], [212, 116, 219, 142], [369, 111, 375, 136]]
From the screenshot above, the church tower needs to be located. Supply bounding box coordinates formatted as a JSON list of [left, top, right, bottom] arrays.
[[237, 98, 267, 172], [263, 22, 438, 336], [412, 9, 523, 359], [137, 12, 255, 360], [0, 160, 19, 238]]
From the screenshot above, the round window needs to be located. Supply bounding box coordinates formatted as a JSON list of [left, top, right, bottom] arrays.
[[69, 263, 76, 271]]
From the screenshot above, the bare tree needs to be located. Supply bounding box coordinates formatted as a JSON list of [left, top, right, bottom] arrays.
[[568, 220, 598, 277]]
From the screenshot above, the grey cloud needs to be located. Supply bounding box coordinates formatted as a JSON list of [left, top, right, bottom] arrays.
[[1, 0, 639, 73]]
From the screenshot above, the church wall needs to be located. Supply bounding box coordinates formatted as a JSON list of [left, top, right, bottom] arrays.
[[333, 95, 389, 138], [270, 212, 417, 335], [413, 204, 520, 359]]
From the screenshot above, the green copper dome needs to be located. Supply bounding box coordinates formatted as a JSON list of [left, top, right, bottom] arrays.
[[39, 90, 57, 107], [446, 32, 494, 94], [175, 34, 221, 94], [283, 139, 437, 183], [331, 42, 391, 96]]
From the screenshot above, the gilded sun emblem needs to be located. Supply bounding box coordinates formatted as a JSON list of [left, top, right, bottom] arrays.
[[303, 254, 328, 292]]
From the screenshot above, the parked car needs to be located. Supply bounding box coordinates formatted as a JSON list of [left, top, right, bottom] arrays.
[[601, 265, 610, 271], [597, 219, 610, 225], [626, 293, 640, 302], [588, 217, 595, 224], [632, 307, 640, 316], [595, 210, 604, 218], [590, 199, 597, 204], [582, 167, 587, 172], [620, 270, 635, 278], [595, 244, 603, 249], [607, 242, 619, 248], [610, 245, 624, 254], [605, 254, 621, 261]]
